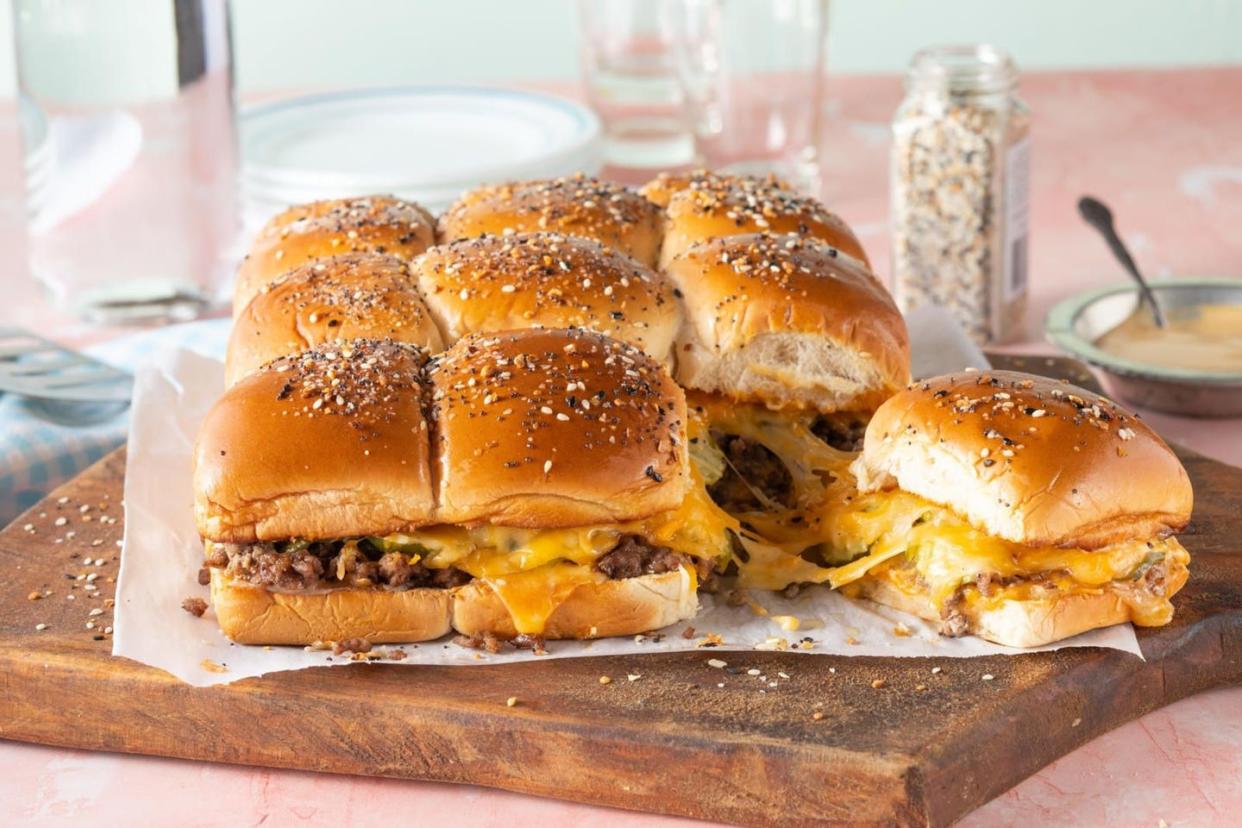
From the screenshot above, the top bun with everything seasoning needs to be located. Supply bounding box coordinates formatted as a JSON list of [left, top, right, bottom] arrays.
[[195, 338, 436, 543], [428, 327, 689, 527], [234, 195, 436, 315], [644, 170, 870, 268], [826, 371, 1193, 647], [666, 233, 909, 414], [438, 174, 663, 268], [226, 253, 445, 386], [412, 233, 681, 362]]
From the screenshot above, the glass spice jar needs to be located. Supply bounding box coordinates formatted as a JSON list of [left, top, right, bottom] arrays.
[[890, 45, 1030, 345]]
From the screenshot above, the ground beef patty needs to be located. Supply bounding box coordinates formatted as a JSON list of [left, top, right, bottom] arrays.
[[810, 414, 867, 452], [707, 433, 794, 512], [209, 541, 471, 592], [595, 534, 693, 579]]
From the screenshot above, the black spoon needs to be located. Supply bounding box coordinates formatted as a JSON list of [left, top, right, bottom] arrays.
[[1077, 195, 1165, 327]]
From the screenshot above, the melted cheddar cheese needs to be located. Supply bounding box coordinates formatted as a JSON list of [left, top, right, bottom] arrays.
[[694, 400, 1189, 626], [371, 461, 735, 634]]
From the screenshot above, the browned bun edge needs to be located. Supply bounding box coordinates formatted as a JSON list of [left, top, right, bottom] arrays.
[[450, 567, 697, 640], [846, 562, 1188, 648], [209, 570, 451, 645]]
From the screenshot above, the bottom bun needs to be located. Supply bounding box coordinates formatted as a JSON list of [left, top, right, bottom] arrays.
[[452, 566, 698, 640], [845, 571, 1185, 649], [210, 570, 452, 645]]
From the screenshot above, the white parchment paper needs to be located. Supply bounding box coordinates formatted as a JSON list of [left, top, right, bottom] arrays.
[[114, 310, 1142, 686]]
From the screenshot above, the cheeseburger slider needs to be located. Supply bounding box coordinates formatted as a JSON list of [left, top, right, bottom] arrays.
[[412, 232, 680, 362], [438, 174, 663, 268], [194, 339, 455, 645], [234, 195, 436, 315], [662, 233, 910, 587], [827, 371, 1193, 647], [640, 170, 871, 268], [225, 252, 444, 386], [193, 330, 736, 645]]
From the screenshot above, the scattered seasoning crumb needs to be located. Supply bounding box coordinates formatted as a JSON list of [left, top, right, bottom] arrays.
[[981, 673, 995, 681], [892, 623, 912, 638], [598, 675, 612, 685], [35, 623, 48, 631], [680, 626, 696, 639], [706, 658, 727, 669], [200, 659, 228, 674], [812, 711, 825, 721], [931, 666, 943, 675], [506, 696, 519, 707], [54, 516, 67, 527], [1071, 717, 1082, 728], [627, 674, 641, 682], [747, 668, 761, 676], [28, 591, 41, 601], [181, 597, 208, 617], [845, 635, 860, 645], [915, 684, 928, 691], [871, 678, 888, 689], [696, 633, 724, 648]]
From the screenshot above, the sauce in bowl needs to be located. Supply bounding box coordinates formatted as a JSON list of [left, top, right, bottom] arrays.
[[1094, 303, 1242, 373]]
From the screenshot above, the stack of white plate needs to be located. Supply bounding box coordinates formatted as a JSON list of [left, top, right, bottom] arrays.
[[240, 86, 603, 232]]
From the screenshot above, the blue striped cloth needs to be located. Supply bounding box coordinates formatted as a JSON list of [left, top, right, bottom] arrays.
[[0, 318, 229, 525]]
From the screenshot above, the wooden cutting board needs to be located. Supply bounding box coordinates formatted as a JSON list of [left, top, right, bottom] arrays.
[[0, 355, 1239, 827]]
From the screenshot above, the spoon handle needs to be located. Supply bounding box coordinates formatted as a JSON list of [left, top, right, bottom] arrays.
[[1078, 196, 1166, 327]]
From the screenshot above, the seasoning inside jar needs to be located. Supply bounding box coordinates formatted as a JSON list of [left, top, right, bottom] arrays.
[[1094, 303, 1242, 373], [891, 45, 1030, 345]]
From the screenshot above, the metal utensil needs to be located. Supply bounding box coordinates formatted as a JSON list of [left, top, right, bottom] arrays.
[[1045, 279, 1242, 417], [0, 327, 131, 425], [1077, 195, 1166, 327]]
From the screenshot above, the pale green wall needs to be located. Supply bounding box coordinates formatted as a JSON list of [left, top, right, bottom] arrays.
[[3, 0, 1241, 98]]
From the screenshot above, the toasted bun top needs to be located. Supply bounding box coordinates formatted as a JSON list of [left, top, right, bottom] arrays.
[[226, 253, 445, 386], [413, 233, 680, 361], [194, 339, 435, 542], [438, 175, 663, 267], [429, 328, 689, 527], [658, 173, 869, 267], [666, 234, 910, 412], [854, 371, 1194, 548], [234, 195, 436, 314], [639, 169, 792, 207]]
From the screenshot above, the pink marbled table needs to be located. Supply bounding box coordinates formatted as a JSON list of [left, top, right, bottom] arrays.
[[5, 67, 1242, 826]]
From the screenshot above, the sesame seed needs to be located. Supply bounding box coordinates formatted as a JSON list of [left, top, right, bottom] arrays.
[[598, 675, 612, 684], [982, 673, 995, 681], [707, 658, 727, 669], [506, 697, 518, 707]]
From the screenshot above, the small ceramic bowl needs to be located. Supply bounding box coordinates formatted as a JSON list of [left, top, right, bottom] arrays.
[[1045, 278, 1242, 417]]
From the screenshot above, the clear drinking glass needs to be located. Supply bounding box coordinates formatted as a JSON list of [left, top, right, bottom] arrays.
[[578, 0, 700, 172], [14, 0, 239, 324], [673, 0, 831, 195]]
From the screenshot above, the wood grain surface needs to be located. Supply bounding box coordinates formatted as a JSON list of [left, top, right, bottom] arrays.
[[0, 355, 1238, 827]]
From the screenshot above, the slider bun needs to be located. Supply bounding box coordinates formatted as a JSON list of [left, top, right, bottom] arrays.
[[451, 567, 697, 640], [209, 569, 451, 645], [430, 328, 690, 527], [847, 554, 1190, 647], [194, 339, 434, 543], [853, 371, 1194, 548], [234, 195, 435, 315], [226, 253, 445, 386], [658, 173, 870, 268], [666, 233, 910, 412], [438, 175, 663, 267], [413, 233, 680, 362]]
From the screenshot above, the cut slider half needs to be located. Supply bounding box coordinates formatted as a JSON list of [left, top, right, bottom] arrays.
[[829, 371, 1193, 647]]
